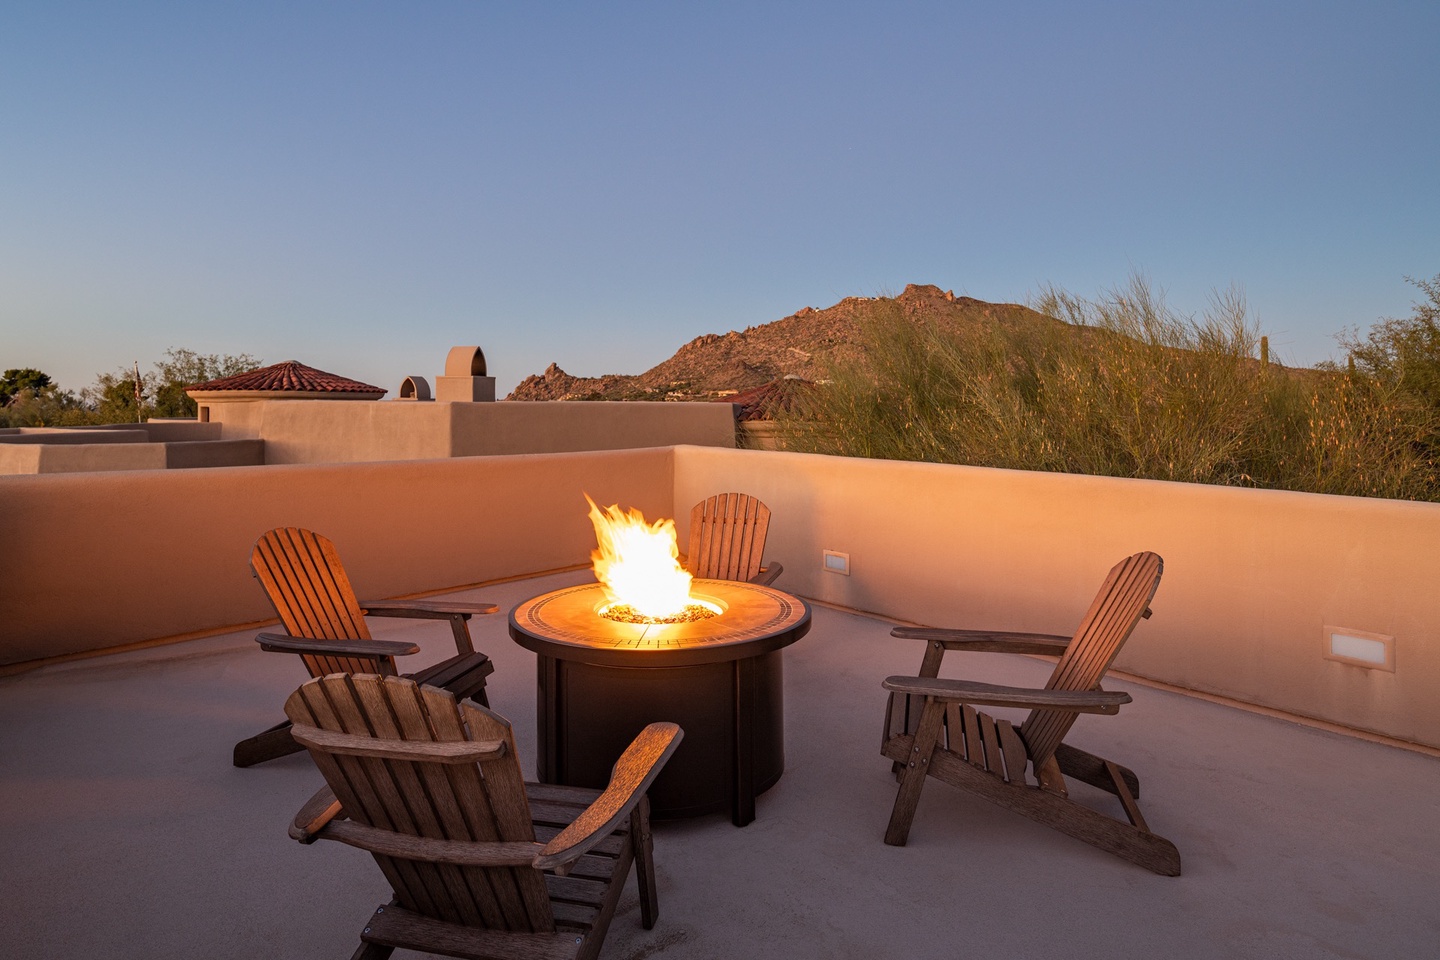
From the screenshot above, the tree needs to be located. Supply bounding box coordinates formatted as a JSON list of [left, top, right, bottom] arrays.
[[1341, 273, 1440, 408], [0, 368, 90, 427], [82, 348, 262, 422], [0, 368, 53, 405], [149, 348, 260, 418], [88, 373, 146, 423]]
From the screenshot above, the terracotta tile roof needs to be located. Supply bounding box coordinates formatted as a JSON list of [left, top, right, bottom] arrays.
[[719, 377, 817, 421], [187, 361, 385, 395]]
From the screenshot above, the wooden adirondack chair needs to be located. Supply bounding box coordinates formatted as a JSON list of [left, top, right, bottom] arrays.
[[686, 493, 782, 586], [285, 674, 683, 960], [880, 551, 1181, 875], [233, 526, 498, 768]]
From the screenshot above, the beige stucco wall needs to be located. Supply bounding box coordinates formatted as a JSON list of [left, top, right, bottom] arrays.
[[0, 439, 263, 475], [7, 441, 1437, 747], [0, 445, 43, 474], [163, 440, 265, 470], [672, 446, 1440, 748], [220, 400, 454, 463], [205, 399, 737, 463], [0, 448, 673, 663], [14, 441, 168, 473], [135, 421, 225, 442], [448, 401, 736, 457], [0, 428, 150, 445]]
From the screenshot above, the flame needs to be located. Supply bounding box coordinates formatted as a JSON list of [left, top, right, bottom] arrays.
[[585, 494, 695, 620]]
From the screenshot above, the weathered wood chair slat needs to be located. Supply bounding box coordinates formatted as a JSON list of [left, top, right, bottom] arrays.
[[284, 674, 682, 960], [686, 493, 781, 586], [233, 527, 497, 767], [880, 551, 1181, 875]]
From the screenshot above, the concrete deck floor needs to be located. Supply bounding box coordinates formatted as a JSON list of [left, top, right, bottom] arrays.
[[3, 569, 1438, 960]]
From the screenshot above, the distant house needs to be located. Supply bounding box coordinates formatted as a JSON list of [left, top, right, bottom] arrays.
[[719, 376, 817, 449], [186, 360, 386, 421]]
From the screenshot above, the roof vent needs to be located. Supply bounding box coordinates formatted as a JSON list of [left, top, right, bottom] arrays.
[[398, 376, 432, 401]]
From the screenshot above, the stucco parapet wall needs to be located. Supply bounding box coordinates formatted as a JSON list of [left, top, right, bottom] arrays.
[[0, 429, 150, 445], [0, 439, 265, 474], [204, 398, 738, 463], [447, 400, 737, 458], [0, 447, 675, 663], [671, 445, 1440, 749], [10, 441, 1436, 748], [0, 422, 223, 444]]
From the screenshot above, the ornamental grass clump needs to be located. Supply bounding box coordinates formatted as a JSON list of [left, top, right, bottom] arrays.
[[775, 276, 1440, 501]]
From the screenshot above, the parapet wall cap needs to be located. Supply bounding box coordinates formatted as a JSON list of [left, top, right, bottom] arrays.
[[445, 346, 487, 378]]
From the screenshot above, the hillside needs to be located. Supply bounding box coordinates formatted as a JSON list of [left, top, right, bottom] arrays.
[[505, 284, 1059, 401]]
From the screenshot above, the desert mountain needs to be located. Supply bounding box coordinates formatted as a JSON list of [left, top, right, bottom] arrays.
[[506, 284, 1056, 402]]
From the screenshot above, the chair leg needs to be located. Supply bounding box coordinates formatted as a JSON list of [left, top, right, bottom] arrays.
[[884, 698, 945, 846], [233, 719, 305, 767], [1105, 760, 1150, 832], [630, 795, 659, 929], [891, 641, 947, 779]]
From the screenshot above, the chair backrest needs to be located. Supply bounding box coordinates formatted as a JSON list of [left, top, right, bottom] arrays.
[[687, 493, 771, 582], [285, 674, 556, 932], [1019, 552, 1163, 766], [251, 527, 379, 677]]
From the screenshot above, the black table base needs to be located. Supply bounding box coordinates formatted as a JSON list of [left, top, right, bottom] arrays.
[[536, 649, 784, 825]]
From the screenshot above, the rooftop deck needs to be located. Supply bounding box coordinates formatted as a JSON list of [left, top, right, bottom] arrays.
[[4, 570, 1437, 959]]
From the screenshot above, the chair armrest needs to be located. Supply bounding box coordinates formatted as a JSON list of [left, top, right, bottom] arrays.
[[359, 599, 496, 656], [748, 562, 783, 586], [890, 627, 1071, 656], [359, 599, 499, 619], [291, 802, 544, 866], [256, 632, 420, 659], [290, 786, 345, 843], [882, 676, 1131, 714], [533, 722, 684, 874]]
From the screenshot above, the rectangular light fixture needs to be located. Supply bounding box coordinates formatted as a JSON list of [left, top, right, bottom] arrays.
[[823, 550, 850, 576], [1322, 625, 1395, 672]]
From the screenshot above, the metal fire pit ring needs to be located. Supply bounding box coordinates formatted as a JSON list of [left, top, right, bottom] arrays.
[[509, 579, 811, 826]]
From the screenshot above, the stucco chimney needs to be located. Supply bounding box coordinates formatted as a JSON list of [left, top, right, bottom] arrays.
[[435, 346, 496, 402]]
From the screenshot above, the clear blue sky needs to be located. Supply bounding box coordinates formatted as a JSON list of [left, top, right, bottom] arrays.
[[3, 2, 1437, 396]]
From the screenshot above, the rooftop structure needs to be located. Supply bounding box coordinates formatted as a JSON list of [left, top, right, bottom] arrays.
[[3, 443, 1438, 957], [186, 359, 387, 401], [723, 375, 817, 422]]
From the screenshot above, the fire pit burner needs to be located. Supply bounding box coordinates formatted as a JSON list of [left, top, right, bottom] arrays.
[[510, 579, 811, 825], [598, 601, 719, 624]]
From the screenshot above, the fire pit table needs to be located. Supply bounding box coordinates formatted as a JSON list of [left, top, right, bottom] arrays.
[[509, 578, 811, 826]]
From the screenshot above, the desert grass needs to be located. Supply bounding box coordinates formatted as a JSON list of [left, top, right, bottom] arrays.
[[775, 277, 1439, 501]]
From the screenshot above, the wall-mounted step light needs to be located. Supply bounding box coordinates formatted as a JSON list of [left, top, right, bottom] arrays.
[[823, 550, 850, 576], [1323, 625, 1395, 672]]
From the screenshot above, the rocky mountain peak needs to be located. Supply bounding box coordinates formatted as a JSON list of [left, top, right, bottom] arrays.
[[505, 285, 1050, 402]]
